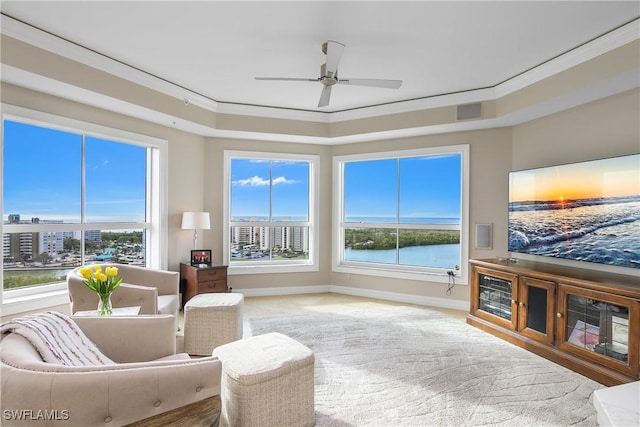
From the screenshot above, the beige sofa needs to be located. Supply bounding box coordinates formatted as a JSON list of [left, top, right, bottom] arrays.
[[67, 264, 180, 328], [1, 314, 221, 427]]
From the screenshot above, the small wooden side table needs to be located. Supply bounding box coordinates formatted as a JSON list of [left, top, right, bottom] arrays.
[[180, 263, 229, 307]]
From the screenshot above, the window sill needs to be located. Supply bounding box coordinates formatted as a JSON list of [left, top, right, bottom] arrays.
[[333, 263, 467, 285], [2, 289, 70, 317]]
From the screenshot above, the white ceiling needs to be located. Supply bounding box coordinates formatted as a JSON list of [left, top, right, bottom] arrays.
[[1, 1, 638, 114]]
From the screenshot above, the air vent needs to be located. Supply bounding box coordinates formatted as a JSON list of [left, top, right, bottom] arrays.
[[456, 103, 482, 121]]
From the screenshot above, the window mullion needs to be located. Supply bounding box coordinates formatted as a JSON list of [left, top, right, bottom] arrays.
[[269, 161, 273, 260], [80, 134, 86, 263], [396, 158, 400, 265]]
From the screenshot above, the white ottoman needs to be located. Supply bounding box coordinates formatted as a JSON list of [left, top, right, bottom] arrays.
[[212, 332, 315, 427], [183, 293, 244, 356], [593, 381, 640, 427]]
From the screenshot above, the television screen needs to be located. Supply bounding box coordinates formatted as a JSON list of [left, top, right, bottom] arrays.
[[508, 154, 640, 269]]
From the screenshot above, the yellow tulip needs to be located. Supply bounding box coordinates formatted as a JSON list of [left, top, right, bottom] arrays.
[[80, 266, 92, 279], [94, 265, 102, 273], [96, 272, 107, 282], [105, 266, 119, 277]]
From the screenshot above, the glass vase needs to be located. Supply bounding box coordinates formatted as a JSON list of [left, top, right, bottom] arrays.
[[97, 292, 113, 316]]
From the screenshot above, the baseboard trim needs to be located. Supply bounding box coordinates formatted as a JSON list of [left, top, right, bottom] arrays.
[[234, 285, 468, 312], [236, 285, 331, 297], [330, 285, 468, 311]]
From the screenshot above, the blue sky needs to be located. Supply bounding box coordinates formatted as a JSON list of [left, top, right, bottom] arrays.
[[344, 154, 461, 222], [5, 120, 461, 225], [231, 159, 310, 220], [3, 120, 146, 223], [230, 154, 461, 223]]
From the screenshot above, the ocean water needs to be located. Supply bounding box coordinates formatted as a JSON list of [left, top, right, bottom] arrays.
[[344, 244, 460, 268], [509, 197, 640, 269]]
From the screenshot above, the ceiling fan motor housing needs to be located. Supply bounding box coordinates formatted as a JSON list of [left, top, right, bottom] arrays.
[[320, 64, 338, 85]]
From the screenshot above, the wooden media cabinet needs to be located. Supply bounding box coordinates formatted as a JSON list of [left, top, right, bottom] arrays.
[[467, 258, 639, 386]]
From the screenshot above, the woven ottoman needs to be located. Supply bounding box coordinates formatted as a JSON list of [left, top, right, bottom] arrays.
[[183, 293, 244, 356], [212, 332, 315, 427]]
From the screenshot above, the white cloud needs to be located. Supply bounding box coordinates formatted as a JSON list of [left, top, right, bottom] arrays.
[[233, 176, 296, 186], [272, 176, 296, 185], [233, 176, 269, 186]]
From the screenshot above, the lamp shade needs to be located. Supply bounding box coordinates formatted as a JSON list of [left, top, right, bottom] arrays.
[[181, 212, 211, 230]]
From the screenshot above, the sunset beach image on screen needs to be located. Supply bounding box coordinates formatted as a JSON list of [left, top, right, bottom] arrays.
[[508, 154, 640, 269]]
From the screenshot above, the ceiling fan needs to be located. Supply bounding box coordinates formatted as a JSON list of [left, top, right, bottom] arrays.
[[255, 40, 403, 108]]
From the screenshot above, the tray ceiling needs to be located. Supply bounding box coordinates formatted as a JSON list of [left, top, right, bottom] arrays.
[[1, 1, 638, 115]]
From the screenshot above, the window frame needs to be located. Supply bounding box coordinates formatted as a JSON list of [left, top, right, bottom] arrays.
[[223, 150, 320, 274], [1, 105, 168, 313], [332, 145, 469, 284]]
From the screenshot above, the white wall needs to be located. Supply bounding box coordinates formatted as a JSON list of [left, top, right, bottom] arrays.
[[512, 88, 639, 170]]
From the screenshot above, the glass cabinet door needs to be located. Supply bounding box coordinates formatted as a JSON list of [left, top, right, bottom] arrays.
[[557, 284, 639, 377], [517, 276, 556, 345], [472, 267, 518, 330]]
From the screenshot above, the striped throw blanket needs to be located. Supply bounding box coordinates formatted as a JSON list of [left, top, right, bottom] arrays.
[[0, 311, 115, 366]]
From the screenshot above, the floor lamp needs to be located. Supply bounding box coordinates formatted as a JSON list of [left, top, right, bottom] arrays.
[[181, 211, 211, 249]]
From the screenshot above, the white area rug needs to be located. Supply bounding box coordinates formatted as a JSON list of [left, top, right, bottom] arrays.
[[249, 305, 603, 426]]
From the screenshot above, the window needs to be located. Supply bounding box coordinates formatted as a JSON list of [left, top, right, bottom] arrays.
[[224, 151, 319, 273], [333, 145, 469, 282], [2, 108, 167, 299]]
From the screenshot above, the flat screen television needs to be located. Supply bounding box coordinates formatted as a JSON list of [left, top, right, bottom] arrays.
[[508, 154, 640, 270]]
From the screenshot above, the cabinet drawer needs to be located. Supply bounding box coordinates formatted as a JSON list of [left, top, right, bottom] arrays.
[[197, 268, 227, 281], [197, 280, 227, 293]]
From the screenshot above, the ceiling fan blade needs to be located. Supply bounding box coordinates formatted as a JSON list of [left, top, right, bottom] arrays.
[[255, 77, 318, 82], [338, 78, 402, 89], [324, 40, 345, 78], [318, 85, 332, 108]]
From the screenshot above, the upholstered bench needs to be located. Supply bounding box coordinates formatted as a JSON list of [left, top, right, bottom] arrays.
[[183, 293, 244, 356], [212, 332, 315, 427]]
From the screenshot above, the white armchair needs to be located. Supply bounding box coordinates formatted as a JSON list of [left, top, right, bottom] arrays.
[[0, 313, 221, 427], [67, 264, 180, 327]]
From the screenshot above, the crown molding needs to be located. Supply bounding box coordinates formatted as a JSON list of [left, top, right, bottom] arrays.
[[0, 14, 221, 114], [3, 14, 638, 125], [0, 64, 498, 145], [493, 18, 640, 99]]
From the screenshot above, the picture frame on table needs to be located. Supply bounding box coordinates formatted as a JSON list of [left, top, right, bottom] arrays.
[[191, 249, 212, 268]]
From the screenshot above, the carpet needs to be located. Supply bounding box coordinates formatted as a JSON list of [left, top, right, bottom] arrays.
[[249, 305, 603, 426]]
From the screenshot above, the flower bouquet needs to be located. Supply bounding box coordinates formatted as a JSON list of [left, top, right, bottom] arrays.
[[79, 265, 123, 316]]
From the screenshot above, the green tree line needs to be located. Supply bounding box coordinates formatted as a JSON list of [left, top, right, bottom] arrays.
[[345, 228, 459, 250], [3, 273, 66, 289]]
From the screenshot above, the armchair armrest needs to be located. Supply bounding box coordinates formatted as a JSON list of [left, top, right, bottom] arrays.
[[1, 357, 222, 427], [146, 269, 179, 296], [72, 315, 176, 362]]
